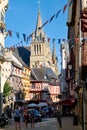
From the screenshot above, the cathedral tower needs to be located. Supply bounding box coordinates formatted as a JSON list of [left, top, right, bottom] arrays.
[[30, 8, 59, 76], [30, 9, 52, 68]]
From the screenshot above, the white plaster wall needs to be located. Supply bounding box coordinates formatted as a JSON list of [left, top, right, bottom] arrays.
[[82, 0, 87, 9], [1, 61, 11, 92]]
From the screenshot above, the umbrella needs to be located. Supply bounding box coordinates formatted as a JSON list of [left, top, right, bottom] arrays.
[[27, 103, 37, 107], [37, 102, 48, 107]]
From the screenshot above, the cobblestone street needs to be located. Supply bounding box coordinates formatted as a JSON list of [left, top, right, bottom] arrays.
[[0, 116, 82, 130]]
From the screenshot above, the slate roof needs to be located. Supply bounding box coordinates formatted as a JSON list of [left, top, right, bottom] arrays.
[[13, 46, 31, 67], [31, 67, 58, 82]]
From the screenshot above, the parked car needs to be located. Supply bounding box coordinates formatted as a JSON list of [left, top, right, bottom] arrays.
[[23, 109, 42, 122]]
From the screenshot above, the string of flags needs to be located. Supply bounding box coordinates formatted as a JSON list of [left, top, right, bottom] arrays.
[[6, 0, 77, 50]]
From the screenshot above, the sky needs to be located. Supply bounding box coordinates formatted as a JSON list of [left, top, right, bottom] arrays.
[[5, 0, 68, 73]]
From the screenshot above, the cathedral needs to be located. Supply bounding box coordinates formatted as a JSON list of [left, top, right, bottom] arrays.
[[30, 8, 59, 76]]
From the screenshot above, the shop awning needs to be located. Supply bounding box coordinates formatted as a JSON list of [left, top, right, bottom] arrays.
[[57, 98, 75, 106]]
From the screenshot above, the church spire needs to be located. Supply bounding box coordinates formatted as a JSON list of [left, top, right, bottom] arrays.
[[35, 8, 44, 40]]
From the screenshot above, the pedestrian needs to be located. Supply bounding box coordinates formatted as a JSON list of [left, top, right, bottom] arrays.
[[5, 105, 12, 123], [48, 105, 52, 118], [13, 106, 21, 130], [24, 110, 29, 128], [56, 108, 62, 128], [29, 110, 35, 128]]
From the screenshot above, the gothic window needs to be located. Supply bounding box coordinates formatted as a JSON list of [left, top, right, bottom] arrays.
[[34, 45, 36, 54], [37, 44, 38, 54], [39, 44, 41, 54]]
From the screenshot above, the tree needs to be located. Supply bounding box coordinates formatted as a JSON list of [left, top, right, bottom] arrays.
[[3, 81, 11, 97]]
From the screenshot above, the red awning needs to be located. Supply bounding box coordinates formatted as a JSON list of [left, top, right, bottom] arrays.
[[57, 98, 75, 106]]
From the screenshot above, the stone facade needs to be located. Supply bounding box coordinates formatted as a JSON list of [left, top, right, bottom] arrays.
[[30, 9, 59, 76]]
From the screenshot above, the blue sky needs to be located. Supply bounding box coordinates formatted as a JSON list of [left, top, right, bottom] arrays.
[[5, 0, 68, 72]]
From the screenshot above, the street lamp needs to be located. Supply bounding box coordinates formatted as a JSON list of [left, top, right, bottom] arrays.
[[68, 61, 72, 70]]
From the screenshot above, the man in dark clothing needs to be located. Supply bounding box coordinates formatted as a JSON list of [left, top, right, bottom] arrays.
[[6, 105, 12, 119], [56, 109, 62, 128]]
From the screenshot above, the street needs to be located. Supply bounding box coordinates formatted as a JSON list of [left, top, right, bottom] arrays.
[[0, 117, 59, 130]]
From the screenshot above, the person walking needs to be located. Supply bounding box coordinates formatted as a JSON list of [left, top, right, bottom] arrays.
[[56, 108, 62, 128], [5, 105, 12, 123], [13, 106, 21, 130], [23, 110, 29, 128], [29, 110, 35, 129]]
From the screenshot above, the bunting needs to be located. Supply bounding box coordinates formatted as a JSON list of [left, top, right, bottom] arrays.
[[39, 20, 49, 29], [56, 9, 61, 18], [8, 30, 12, 37], [58, 39, 61, 44], [48, 38, 50, 42], [23, 34, 26, 42], [63, 4, 68, 13], [16, 32, 20, 39], [6, 0, 75, 50], [49, 14, 55, 22]]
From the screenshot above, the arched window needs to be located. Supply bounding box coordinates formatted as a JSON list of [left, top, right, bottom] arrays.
[[37, 44, 38, 54], [39, 44, 41, 54], [34, 45, 36, 54]]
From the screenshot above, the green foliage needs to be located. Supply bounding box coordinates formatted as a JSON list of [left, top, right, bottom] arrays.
[[3, 82, 11, 97]]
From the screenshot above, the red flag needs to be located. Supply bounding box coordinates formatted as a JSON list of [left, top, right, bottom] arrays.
[[63, 4, 68, 13], [47, 38, 50, 42], [8, 30, 12, 37]]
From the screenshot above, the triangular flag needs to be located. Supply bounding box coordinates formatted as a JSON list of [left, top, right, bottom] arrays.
[[39, 20, 49, 29], [47, 38, 50, 42], [23, 34, 26, 42], [63, 4, 68, 13], [8, 30, 12, 37], [49, 14, 55, 22], [16, 32, 19, 39], [56, 9, 61, 18], [58, 39, 61, 44]]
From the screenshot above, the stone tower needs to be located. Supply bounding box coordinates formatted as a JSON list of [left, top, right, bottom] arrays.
[[30, 8, 59, 76], [30, 9, 52, 68]]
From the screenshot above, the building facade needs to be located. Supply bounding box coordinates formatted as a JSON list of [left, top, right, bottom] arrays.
[[0, 0, 9, 114], [66, 0, 87, 128]]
